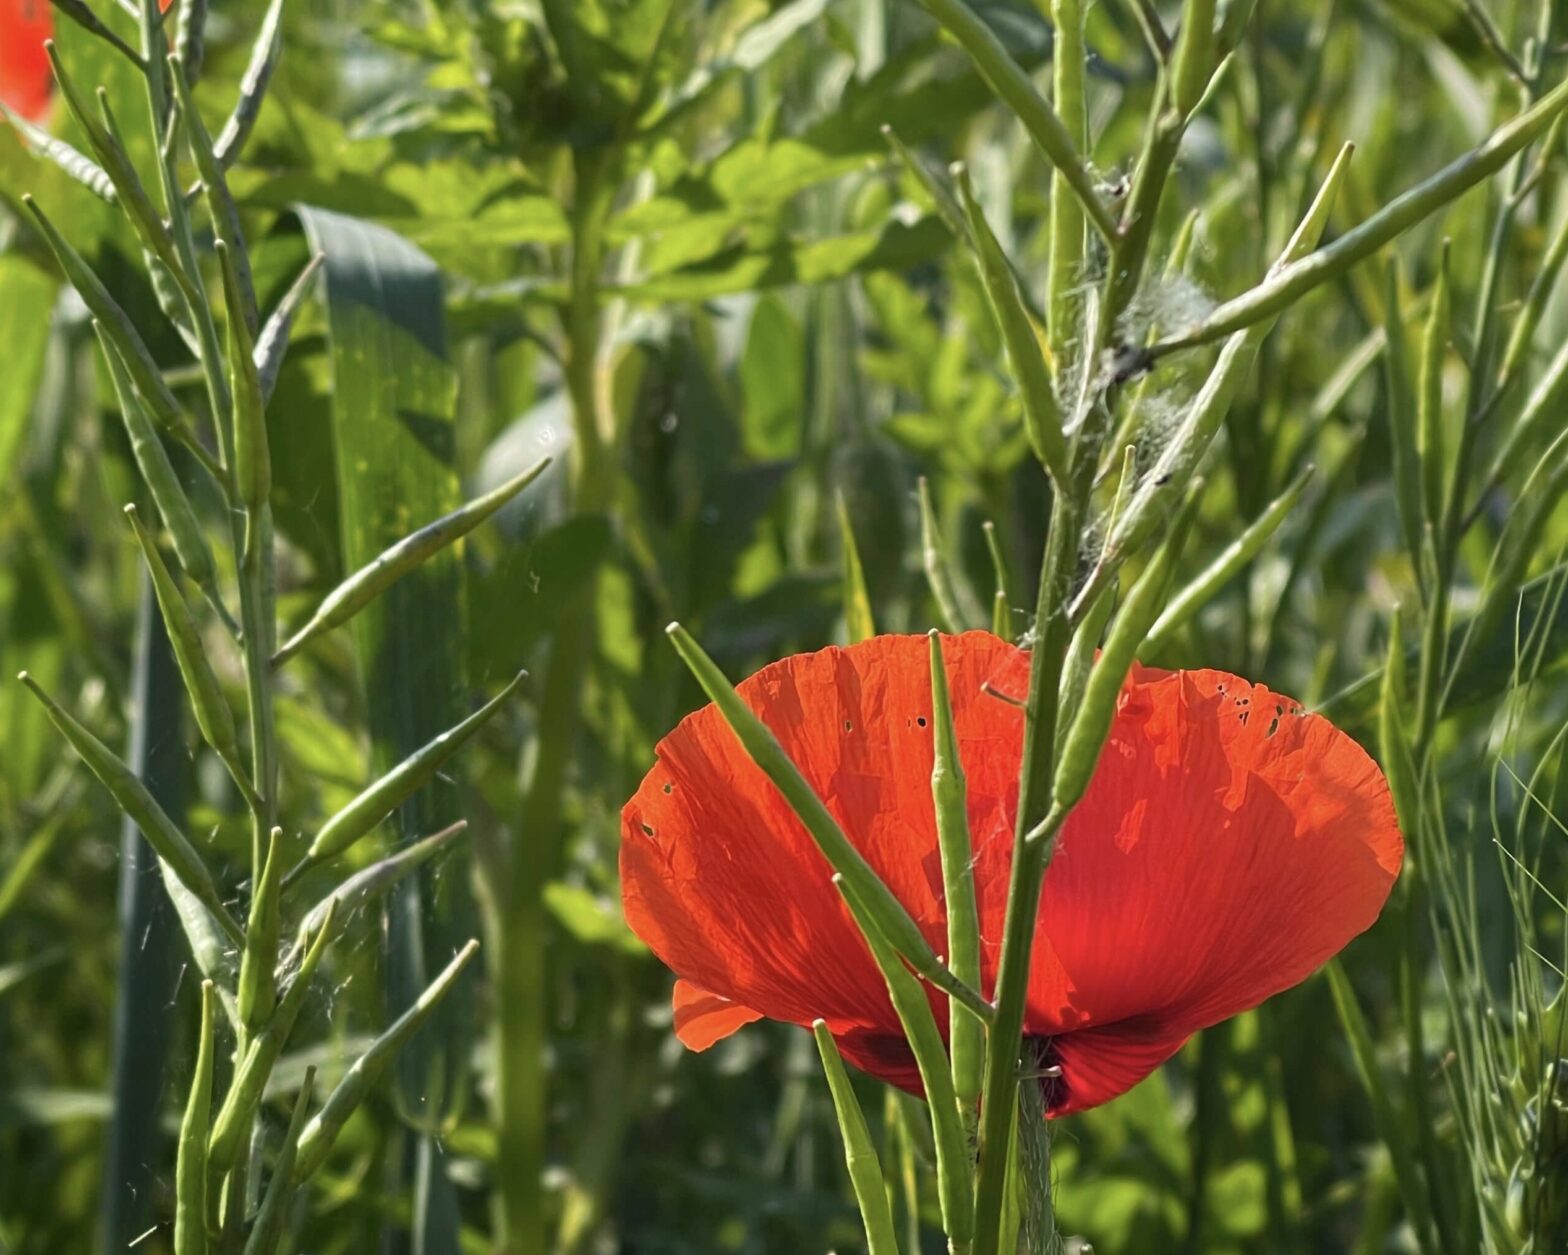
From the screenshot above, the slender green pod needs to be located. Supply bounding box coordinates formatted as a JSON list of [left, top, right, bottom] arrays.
[[1091, 143, 1350, 607], [1171, 0, 1217, 117], [1417, 245, 1451, 534], [238, 827, 284, 1030], [1055, 578, 1116, 758], [174, 981, 215, 1255], [928, 633, 983, 1125], [1151, 78, 1568, 356], [169, 59, 256, 334], [88, 84, 189, 287], [176, 0, 209, 83], [982, 520, 1009, 610], [18, 672, 242, 944], [292, 822, 468, 961], [836, 493, 876, 644], [666, 624, 994, 1024], [44, 5, 144, 66], [1143, 462, 1315, 653], [811, 1020, 901, 1255], [292, 940, 480, 1182], [881, 124, 968, 241], [918, 478, 979, 632], [1496, 206, 1568, 394], [1053, 487, 1202, 816], [1382, 260, 1425, 575], [95, 327, 217, 591], [208, 904, 336, 1174], [953, 167, 1068, 481], [302, 674, 524, 865], [23, 197, 194, 448], [0, 104, 115, 200], [1485, 331, 1568, 494], [991, 589, 1009, 639], [907, 0, 1116, 240], [124, 506, 252, 801], [255, 254, 324, 405], [835, 875, 973, 1248], [1377, 606, 1420, 835], [217, 239, 270, 523], [214, 0, 285, 167], [242, 1066, 314, 1255], [274, 461, 551, 666], [1048, 0, 1086, 366]]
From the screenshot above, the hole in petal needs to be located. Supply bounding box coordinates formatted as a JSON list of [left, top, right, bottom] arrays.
[[917, 716, 928, 727], [641, 822, 655, 837]]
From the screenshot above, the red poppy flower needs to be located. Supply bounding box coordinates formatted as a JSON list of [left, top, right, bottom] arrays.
[[0, 0, 52, 122], [621, 631, 1402, 1116]]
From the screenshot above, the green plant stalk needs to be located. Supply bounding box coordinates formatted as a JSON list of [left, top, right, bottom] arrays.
[[909, 0, 1117, 240], [1382, 259, 1425, 583], [1150, 76, 1568, 357], [241, 1067, 314, 1255], [813, 1021, 902, 1255], [927, 632, 984, 1126], [970, 468, 1088, 1255], [499, 145, 617, 1255], [835, 875, 973, 1250], [1416, 245, 1450, 535], [293, 939, 481, 1182], [1171, 0, 1217, 117], [1048, 0, 1086, 365], [174, 982, 215, 1255], [666, 623, 994, 1022]]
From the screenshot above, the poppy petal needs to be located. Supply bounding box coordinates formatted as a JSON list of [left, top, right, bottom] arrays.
[[1, 0, 54, 123], [1023, 666, 1402, 1113], [621, 632, 1027, 1077], [672, 979, 763, 1051]]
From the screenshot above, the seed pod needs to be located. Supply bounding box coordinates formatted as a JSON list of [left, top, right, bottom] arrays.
[[19, 672, 241, 944], [274, 462, 550, 666], [255, 254, 324, 405], [810, 1019, 900, 1255], [1093, 144, 1351, 606], [23, 197, 190, 442], [953, 166, 1068, 481], [85, 83, 188, 286], [927, 633, 982, 1121], [238, 827, 284, 1030], [665, 623, 993, 1025], [124, 506, 250, 798], [0, 104, 115, 200], [1382, 259, 1425, 575], [1055, 578, 1116, 759], [176, 0, 208, 85], [95, 326, 216, 591], [293, 940, 479, 1182], [242, 1066, 314, 1255], [1171, 0, 1217, 117], [173, 982, 215, 1255], [304, 674, 525, 865], [1143, 462, 1316, 654], [918, 477, 980, 632], [208, 904, 336, 1174], [1377, 606, 1421, 833], [217, 239, 270, 519], [291, 822, 468, 964], [43, 6, 144, 67], [835, 492, 876, 644], [1053, 487, 1202, 815], [881, 124, 967, 240], [1417, 243, 1451, 535], [835, 873, 973, 1246], [214, 0, 285, 167]]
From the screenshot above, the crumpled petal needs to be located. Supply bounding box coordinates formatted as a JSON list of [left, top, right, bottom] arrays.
[[672, 978, 763, 1051]]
